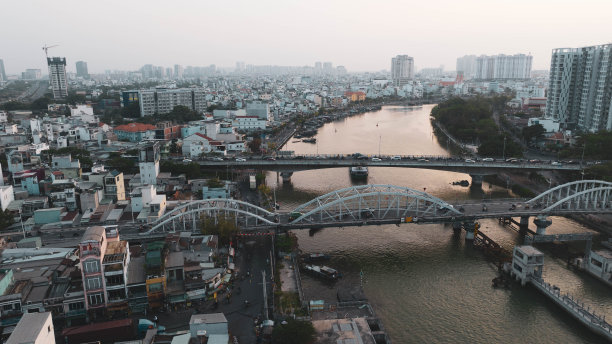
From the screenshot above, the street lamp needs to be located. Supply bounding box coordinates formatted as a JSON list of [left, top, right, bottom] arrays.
[[502, 136, 507, 161]]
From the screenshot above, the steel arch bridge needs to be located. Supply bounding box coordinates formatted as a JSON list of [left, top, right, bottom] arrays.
[[526, 180, 612, 213], [289, 184, 461, 224], [140, 180, 612, 235], [144, 199, 277, 235]]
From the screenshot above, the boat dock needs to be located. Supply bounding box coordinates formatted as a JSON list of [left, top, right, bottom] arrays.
[[531, 278, 612, 341], [510, 245, 612, 342]]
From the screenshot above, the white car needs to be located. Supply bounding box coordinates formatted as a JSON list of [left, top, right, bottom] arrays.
[[371, 157, 382, 162], [465, 159, 476, 163], [482, 158, 494, 162], [182, 159, 192, 163], [211, 157, 224, 162], [235, 158, 247, 162], [391, 156, 402, 161]]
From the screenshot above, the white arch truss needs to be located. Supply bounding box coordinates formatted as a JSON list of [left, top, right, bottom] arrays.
[[527, 180, 612, 211], [143, 199, 277, 235], [539, 187, 612, 213], [290, 184, 461, 224]]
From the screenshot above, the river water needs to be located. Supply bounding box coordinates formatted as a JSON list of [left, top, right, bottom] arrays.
[[276, 105, 611, 344]]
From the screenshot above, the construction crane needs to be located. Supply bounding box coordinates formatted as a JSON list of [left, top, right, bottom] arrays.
[[42, 44, 59, 58]]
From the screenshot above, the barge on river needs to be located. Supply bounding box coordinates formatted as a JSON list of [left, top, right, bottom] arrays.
[[303, 264, 341, 280]]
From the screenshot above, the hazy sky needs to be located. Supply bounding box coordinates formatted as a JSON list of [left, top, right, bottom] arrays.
[[2, 0, 611, 74]]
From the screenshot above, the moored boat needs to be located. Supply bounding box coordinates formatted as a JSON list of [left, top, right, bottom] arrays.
[[350, 166, 368, 178], [303, 264, 341, 280]]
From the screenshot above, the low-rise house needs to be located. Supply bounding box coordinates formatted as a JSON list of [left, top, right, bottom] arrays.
[[113, 123, 156, 142]]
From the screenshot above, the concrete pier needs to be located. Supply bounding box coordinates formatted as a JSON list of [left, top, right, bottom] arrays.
[[280, 171, 293, 183], [534, 215, 552, 235]]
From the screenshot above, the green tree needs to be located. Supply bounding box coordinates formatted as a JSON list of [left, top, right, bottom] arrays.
[[478, 136, 523, 157], [522, 124, 545, 143], [169, 140, 180, 154], [64, 92, 87, 105], [200, 214, 238, 246], [0, 210, 15, 231], [31, 96, 52, 110], [121, 101, 141, 118], [271, 319, 316, 344]]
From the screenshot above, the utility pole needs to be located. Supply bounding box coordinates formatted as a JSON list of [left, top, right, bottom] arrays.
[[581, 143, 586, 167], [378, 135, 381, 157], [502, 136, 507, 160]]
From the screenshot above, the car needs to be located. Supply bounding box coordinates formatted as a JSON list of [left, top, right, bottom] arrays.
[[265, 157, 276, 161], [482, 158, 494, 162], [391, 156, 402, 160], [551, 161, 562, 166], [357, 155, 369, 160], [465, 159, 476, 163], [235, 158, 246, 162], [211, 157, 224, 161], [371, 157, 382, 162], [182, 158, 193, 163]]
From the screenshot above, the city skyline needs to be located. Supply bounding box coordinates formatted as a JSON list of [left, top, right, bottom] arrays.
[[1, 0, 611, 74]]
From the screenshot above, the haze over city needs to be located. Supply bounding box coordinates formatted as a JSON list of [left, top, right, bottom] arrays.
[[2, 0, 612, 74]]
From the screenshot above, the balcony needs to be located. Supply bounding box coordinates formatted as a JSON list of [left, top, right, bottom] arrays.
[[64, 309, 86, 318]]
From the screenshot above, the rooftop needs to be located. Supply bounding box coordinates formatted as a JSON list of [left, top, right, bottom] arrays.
[[114, 123, 156, 133], [81, 226, 105, 243], [189, 313, 227, 325], [6, 312, 52, 344]]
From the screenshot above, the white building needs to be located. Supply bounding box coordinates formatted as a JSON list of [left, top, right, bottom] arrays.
[[70, 104, 96, 123], [131, 184, 167, 222], [546, 44, 612, 132], [511, 245, 544, 286], [246, 101, 271, 121], [391, 55, 414, 86], [139, 143, 160, 186], [233, 116, 267, 131], [47, 57, 68, 99], [212, 109, 246, 120], [456, 55, 478, 79], [138, 88, 208, 117], [6, 312, 55, 344], [527, 118, 560, 133], [182, 133, 223, 158], [475, 54, 532, 80], [0, 185, 14, 211]]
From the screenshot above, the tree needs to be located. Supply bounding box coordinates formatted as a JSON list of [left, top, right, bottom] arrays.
[[478, 136, 523, 157], [64, 92, 86, 105], [31, 96, 52, 110], [169, 140, 180, 154], [248, 138, 262, 153], [271, 319, 316, 344], [0, 210, 15, 231], [200, 214, 238, 246], [121, 101, 141, 118], [522, 124, 545, 143]]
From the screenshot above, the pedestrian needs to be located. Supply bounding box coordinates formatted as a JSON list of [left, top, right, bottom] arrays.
[[153, 315, 158, 326]]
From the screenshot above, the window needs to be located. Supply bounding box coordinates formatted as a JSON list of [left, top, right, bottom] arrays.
[[83, 260, 100, 274], [88, 293, 104, 306], [68, 302, 84, 311], [513, 263, 523, 272], [148, 282, 163, 293], [591, 258, 603, 268], [86, 277, 102, 290]]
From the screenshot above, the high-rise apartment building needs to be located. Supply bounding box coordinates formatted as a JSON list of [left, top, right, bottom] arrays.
[[391, 55, 414, 86], [136, 88, 207, 117], [76, 61, 89, 78], [456, 55, 477, 79], [0, 59, 6, 81], [546, 44, 612, 132], [174, 64, 183, 79], [47, 57, 68, 99], [474, 54, 532, 80]]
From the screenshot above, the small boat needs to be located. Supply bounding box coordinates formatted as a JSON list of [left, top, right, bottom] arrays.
[[303, 253, 330, 262], [303, 138, 317, 144], [350, 166, 368, 178], [292, 140, 301, 143], [303, 264, 341, 280]]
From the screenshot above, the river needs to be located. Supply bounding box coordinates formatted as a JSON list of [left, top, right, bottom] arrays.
[[276, 105, 611, 344]]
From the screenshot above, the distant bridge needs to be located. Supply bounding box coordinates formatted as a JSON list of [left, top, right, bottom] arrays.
[[192, 154, 584, 182], [142, 180, 612, 235]]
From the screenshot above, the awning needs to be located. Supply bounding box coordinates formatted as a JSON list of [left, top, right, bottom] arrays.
[[186, 288, 207, 300], [168, 294, 187, 304]]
